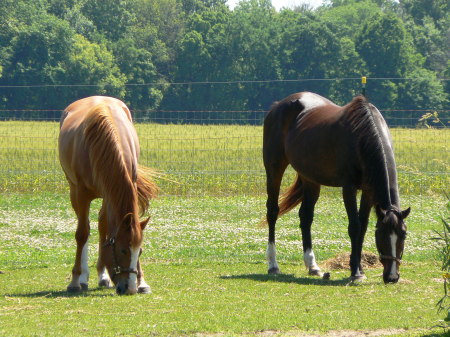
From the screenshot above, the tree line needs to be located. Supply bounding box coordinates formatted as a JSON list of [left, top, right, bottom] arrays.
[[0, 0, 449, 124]]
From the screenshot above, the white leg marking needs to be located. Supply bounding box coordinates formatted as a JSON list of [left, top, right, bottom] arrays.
[[138, 277, 151, 291], [266, 242, 279, 272], [79, 241, 89, 285], [303, 248, 320, 272], [128, 247, 140, 294], [389, 233, 398, 276], [98, 267, 111, 287]]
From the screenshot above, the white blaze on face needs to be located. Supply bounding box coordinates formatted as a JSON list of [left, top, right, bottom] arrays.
[[389, 232, 398, 276], [128, 247, 140, 293], [298, 92, 328, 112]]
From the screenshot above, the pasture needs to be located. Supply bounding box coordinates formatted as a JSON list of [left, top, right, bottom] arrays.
[[0, 121, 449, 336]]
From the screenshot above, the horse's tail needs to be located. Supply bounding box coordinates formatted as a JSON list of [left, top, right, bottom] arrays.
[[136, 165, 159, 216], [278, 173, 304, 218]]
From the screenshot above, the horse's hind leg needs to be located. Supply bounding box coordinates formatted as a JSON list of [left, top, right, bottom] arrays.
[[67, 186, 92, 292], [264, 157, 288, 274], [96, 203, 112, 288], [299, 183, 322, 277]]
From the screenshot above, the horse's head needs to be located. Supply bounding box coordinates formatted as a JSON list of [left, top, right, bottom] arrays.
[[103, 214, 149, 295], [375, 206, 410, 284]]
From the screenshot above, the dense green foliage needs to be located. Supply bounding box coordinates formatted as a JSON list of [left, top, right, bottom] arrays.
[[0, 0, 449, 123]]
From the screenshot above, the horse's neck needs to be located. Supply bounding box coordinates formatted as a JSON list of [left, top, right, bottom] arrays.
[[106, 195, 139, 234], [367, 112, 400, 210]]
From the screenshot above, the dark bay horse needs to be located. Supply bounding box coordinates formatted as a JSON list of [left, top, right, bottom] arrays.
[[59, 96, 158, 295], [263, 92, 410, 283]]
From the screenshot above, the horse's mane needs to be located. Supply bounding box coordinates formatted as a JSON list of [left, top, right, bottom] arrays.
[[343, 95, 382, 144], [83, 105, 157, 242], [343, 95, 392, 206]]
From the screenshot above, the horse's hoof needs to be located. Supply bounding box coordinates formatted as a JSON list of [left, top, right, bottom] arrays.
[[322, 272, 331, 280], [268, 267, 280, 274], [80, 283, 88, 291], [98, 279, 113, 288], [309, 269, 323, 277], [350, 275, 366, 283], [67, 285, 82, 293], [138, 286, 152, 294]]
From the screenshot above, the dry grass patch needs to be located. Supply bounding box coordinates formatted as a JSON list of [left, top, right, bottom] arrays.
[[322, 251, 382, 271]]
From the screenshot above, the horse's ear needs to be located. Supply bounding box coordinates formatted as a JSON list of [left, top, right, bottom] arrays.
[[123, 213, 133, 229], [140, 217, 150, 230], [375, 205, 386, 220], [401, 207, 411, 219]]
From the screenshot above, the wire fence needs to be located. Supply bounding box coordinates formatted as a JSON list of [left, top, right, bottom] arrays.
[[0, 108, 448, 201], [0, 78, 449, 202]]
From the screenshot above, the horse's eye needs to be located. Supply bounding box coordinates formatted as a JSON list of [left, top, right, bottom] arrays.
[[121, 249, 127, 255]]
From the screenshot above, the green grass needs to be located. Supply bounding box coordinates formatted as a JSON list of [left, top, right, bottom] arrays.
[[0, 121, 448, 195], [0, 193, 448, 336], [0, 121, 449, 335]]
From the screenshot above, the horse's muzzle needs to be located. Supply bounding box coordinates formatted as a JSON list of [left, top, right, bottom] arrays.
[[116, 281, 137, 295], [383, 272, 399, 284]]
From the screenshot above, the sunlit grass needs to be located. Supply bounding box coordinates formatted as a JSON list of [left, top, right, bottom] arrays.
[[0, 193, 447, 336], [0, 121, 448, 196]]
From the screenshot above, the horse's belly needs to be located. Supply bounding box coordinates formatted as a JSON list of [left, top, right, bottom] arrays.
[[286, 141, 352, 187], [292, 161, 343, 187]]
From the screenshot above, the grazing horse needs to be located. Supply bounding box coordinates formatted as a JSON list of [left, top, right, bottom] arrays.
[[59, 96, 158, 295], [263, 92, 410, 283]]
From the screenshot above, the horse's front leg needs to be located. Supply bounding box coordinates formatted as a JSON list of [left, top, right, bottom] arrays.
[[300, 183, 322, 277], [96, 203, 112, 288], [356, 191, 373, 277], [137, 251, 151, 294], [68, 188, 91, 292], [343, 186, 365, 281]]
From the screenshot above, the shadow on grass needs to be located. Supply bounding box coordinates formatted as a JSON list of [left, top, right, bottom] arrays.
[[4, 287, 115, 298], [220, 273, 353, 286]]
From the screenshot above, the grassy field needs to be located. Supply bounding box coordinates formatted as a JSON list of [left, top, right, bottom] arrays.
[[0, 121, 449, 335], [0, 121, 448, 195], [0, 193, 449, 336]]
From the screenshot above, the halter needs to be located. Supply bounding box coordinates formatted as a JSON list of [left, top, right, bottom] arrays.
[[379, 254, 402, 265], [104, 238, 138, 276], [378, 207, 403, 266]]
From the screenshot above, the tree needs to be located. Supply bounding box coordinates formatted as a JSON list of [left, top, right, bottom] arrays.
[[61, 34, 126, 100], [81, 0, 136, 41], [1, 13, 75, 111], [355, 12, 423, 108], [112, 39, 165, 112]]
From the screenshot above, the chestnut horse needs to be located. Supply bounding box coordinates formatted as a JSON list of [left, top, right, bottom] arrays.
[[264, 92, 410, 283], [59, 96, 158, 295]]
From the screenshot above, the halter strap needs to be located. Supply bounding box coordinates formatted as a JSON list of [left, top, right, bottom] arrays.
[[379, 254, 402, 264], [104, 238, 138, 276], [384, 206, 403, 219]]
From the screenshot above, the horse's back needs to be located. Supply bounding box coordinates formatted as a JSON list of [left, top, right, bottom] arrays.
[[265, 92, 365, 187], [59, 96, 138, 194]]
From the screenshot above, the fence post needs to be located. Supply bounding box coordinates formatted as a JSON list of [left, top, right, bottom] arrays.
[[361, 76, 367, 97]]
